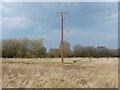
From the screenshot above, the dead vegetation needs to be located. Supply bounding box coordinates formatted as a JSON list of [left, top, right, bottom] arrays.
[[2, 58, 118, 88]]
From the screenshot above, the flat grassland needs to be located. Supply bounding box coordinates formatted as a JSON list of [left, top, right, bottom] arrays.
[[2, 58, 118, 88]]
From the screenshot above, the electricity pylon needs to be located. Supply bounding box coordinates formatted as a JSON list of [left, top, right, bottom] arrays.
[[57, 11, 67, 63]]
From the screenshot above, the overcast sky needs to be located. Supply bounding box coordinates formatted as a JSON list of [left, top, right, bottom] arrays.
[[1, 2, 118, 51]]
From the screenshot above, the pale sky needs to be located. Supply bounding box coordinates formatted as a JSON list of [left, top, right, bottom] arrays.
[[1, 2, 118, 51]]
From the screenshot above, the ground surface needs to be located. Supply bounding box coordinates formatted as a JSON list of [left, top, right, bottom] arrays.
[[2, 58, 118, 88]]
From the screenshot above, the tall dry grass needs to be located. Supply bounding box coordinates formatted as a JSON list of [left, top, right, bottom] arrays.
[[2, 58, 118, 88]]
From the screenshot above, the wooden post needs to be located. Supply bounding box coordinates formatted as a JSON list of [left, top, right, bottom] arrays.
[[61, 12, 63, 63]]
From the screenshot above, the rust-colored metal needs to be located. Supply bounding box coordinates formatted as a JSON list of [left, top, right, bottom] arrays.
[[61, 12, 63, 63]]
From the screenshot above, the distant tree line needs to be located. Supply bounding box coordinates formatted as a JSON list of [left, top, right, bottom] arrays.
[[2, 38, 119, 58], [2, 38, 46, 58]]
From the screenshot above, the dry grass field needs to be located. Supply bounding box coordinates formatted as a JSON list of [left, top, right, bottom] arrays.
[[2, 58, 118, 88]]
